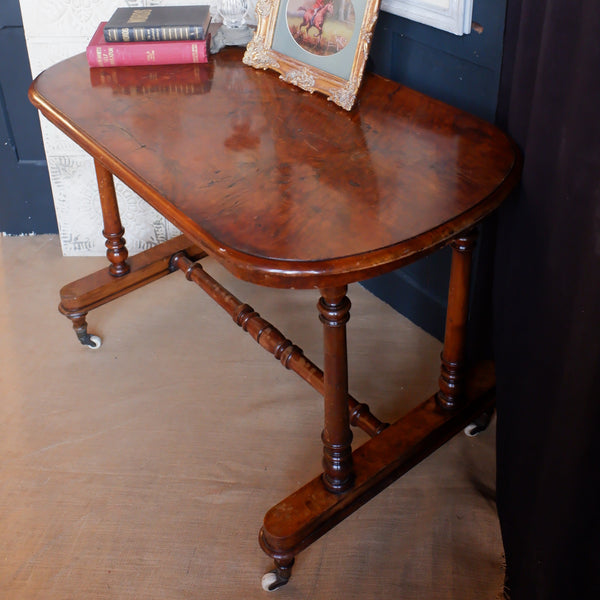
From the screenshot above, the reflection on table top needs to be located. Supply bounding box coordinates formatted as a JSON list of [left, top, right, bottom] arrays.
[[29, 48, 520, 288]]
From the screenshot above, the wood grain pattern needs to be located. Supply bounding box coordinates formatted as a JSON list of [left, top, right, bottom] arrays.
[[29, 48, 521, 289]]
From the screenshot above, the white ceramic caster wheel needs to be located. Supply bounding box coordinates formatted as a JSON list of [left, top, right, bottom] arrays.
[[85, 334, 102, 350], [464, 410, 493, 437], [464, 422, 483, 437], [261, 570, 288, 592]]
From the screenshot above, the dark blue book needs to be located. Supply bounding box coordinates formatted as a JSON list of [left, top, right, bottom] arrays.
[[104, 5, 211, 42]]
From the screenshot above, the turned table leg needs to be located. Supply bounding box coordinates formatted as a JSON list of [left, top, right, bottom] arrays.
[[260, 287, 356, 589], [318, 286, 355, 494], [61, 160, 132, 347], [256, 249, 497, 589], [94, 159, 130, 277], [437, 230, 477, 410]]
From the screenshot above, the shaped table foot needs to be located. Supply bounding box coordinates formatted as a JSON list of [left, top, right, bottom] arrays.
[[62, 311, 102, 349]]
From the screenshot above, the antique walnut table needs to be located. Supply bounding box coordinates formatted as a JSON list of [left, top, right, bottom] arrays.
[[29, 48, 521, 591]]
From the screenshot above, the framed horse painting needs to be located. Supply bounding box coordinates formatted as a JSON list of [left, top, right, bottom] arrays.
[[243, 0, 382, 110]]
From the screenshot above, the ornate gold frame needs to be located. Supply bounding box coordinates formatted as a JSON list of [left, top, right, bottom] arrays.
[[243, 0, 381, 110]]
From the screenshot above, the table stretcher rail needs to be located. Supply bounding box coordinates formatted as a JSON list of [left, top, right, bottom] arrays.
[[170, 251, 389, 439]]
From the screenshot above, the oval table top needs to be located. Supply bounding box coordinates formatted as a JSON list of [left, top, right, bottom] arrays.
[[30, 48, 521, 288]]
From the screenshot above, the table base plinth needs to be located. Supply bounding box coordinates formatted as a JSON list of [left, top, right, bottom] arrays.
[[259, 361, 495, 564], [60, 235, 205, 315]]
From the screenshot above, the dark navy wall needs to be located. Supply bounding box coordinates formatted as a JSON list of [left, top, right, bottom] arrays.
[[0, 0, 56, 234], [364, 1, 507, 345]]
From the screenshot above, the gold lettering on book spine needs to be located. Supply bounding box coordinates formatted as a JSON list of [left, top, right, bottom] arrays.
[[128, 9, 151, 24]]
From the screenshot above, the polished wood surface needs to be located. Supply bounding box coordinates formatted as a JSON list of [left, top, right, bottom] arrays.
[[29, 48, 520, 289], [28, 49, 521, 590]]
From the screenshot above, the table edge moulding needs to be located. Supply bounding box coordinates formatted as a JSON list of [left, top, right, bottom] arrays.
[[28, 47, 522, 592]]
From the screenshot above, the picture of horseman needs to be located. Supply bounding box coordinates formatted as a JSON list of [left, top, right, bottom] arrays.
[[286, 0, 356, 56]]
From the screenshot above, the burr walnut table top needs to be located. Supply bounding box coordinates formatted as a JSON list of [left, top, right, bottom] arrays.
[[29, 48, 520, 289]]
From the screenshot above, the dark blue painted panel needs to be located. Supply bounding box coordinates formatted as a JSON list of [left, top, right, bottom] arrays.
[[0, 3, 23, 25], [363, 250, 451, 340], [0, 0, 56, 234], [1, 26, 46, 160], [371, 2, 507, 119], [390, 33, 499, 120]]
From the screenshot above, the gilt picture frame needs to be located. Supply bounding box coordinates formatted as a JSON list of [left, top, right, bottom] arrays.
[[242, 0, 382, 110]]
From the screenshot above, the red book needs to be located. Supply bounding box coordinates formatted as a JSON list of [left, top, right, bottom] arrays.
[[86, 22, 210, 68]]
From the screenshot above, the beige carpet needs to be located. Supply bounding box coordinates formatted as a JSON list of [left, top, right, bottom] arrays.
[[0, 235, 504, 599]]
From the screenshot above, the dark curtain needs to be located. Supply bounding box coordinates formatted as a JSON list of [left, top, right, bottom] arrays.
[[493, 1, 600, 598]]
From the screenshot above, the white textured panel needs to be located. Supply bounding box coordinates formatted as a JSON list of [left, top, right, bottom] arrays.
[[27, 39, 88, 79], [20, 1, 117, 41], [46, 155, 105, 255]]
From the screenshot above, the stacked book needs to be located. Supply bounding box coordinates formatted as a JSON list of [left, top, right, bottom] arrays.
[[86, 5, 212, 68]]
